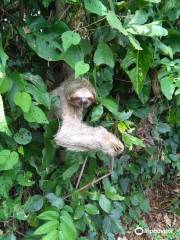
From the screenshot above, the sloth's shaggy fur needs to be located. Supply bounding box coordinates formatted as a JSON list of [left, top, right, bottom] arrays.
[[52, 77, 124, 157]]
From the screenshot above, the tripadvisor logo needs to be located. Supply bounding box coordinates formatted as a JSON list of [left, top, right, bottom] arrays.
[[134, 227, 143, 235]]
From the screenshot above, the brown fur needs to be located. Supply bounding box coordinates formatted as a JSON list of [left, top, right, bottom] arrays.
[[52, 77, 124, 157]]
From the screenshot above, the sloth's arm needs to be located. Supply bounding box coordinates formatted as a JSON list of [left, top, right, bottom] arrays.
[[55, 122, 124, 157]]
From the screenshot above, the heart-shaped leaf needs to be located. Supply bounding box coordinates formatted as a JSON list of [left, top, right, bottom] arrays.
[[75, 61, 90, 78], [94, 42, 114, 68], [62, 31, 81, 51], [14, 91, 32, 112]]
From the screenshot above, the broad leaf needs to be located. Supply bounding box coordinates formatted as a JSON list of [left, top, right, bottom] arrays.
[[122, 133, 145, 150], [17, 171, 34, 186], [106, 11, 128, 36], [94, 42, 114, 68], [38, 211, 59, 221], [128, 34, 143, 50], [129, 10, 149, 25], [159, 77, 175, 100], [75, 61, 90, 78], [99, 194, 112, 213], [62, 163, 79, 180], [34, 220, 59, 235], [24, 104, 49, 124], [62, 31, 81, 51], [156, 39, 173, 59], [0, 150, 19, 170], [91, 105, 103, 122], [127, 21, 168, 37], [24, 73, 51, 109], [20, 19, 69, 61], [14, 128, 32, 145], [14, 91, 32, 113], [85, 204, 99, 215], [122, 46, 152, 96], [0, 95, 11, 135], [100, 97, 118, 114], [0, 33, 8, 89], [45, 193, 64, 209], [24, 195, 44, 213], [42, 230, 58, 240], [74, 206, 85, 220], [61, 45, 84, 68], [59, 211, 77, 240], [84, 0, 107, 16]]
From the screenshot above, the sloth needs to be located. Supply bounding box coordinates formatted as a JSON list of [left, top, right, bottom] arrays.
[[52, 77, 124, 157]]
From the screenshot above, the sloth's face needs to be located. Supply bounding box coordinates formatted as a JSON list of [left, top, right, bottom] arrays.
[[68, 87, 95, 108]]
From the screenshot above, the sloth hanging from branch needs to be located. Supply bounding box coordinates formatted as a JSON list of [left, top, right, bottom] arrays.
[[52, 73, 124, 159]]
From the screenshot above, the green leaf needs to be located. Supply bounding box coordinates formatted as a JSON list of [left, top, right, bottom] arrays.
[[75, 61, 90, 78], [167, 29, 180, 54], [13, 204, 27, 220], [0, 150, 19, 171], [106, 191, 125, 201], [99, 194, 112, 213], [45, 193, 64, 209], [129, 10, 148, 25], [106, 11, 128, 36], [38, 211, 59, 221], [24, 195, 44, 213], [156, 39, 173, 59], [0, 33, 8, 86], [62, 163, 79, 180], [84, 0, 107, 16], [159, 77, 175, 100], [62, 31, 81, 51], [91, 105, 103, 122], [20, 19, 69, 61], [34, 220, 59, 235], [61, 45, 84, 69], [14, 128, 32, 145], [0, 94, 11, 135], [14, 91, 32, 112], [85, 204, 99, 215], [17, 171, 34, 186], [127, 21, 168, 37], [74, 206, 85, 220], [100, 97, 118, 114], [128, 34, 143, 50], [42, 230, 58, 240], [23, 72, 51, 109], [94, 42, 114, 68], [24, 104, 49, 124], [122, 46, 152, 96], [122, 133, 145, 150], [156, 122, 171, 133], [59, 211, 77, 240], [0, 76, 10, 94]]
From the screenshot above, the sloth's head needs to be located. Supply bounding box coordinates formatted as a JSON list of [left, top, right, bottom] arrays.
[[64, 79, 96, 108]]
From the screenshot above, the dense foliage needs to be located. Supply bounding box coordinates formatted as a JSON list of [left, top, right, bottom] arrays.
[[0, 0, 180, 239]]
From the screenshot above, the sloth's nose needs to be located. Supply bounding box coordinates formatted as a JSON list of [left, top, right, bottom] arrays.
[[81, 97, 88, 105]]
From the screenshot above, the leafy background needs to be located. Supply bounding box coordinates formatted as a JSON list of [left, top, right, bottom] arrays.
[[0, 0, 180, 239]]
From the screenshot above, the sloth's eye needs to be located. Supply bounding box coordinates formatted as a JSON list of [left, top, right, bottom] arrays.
[[70, 96, 80, 101], [88, 97, 94, 102]]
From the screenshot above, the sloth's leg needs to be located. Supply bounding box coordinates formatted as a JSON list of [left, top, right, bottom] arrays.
[[55, 122, 124, 157]]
